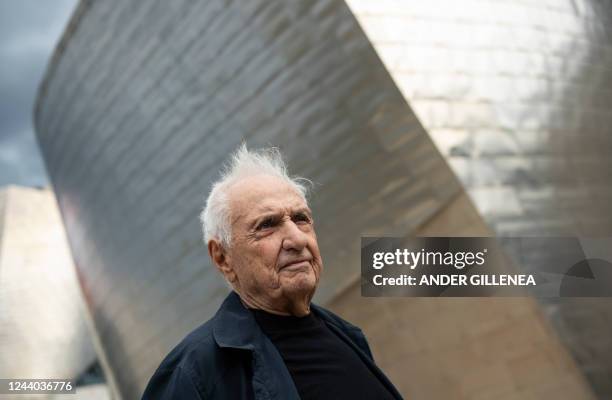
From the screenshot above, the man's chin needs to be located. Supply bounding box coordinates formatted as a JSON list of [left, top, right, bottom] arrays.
[[281, 275, 318, 298]]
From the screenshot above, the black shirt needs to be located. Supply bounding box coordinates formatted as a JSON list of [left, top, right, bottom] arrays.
[[251, 308, 396, 400]]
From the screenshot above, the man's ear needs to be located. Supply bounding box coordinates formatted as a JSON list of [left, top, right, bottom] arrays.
[[208, 239, 237, 283]]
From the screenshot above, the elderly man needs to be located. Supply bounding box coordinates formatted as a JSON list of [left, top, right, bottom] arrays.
[[142, 145, 403, 399]]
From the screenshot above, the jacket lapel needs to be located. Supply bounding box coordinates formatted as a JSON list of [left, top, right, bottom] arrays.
[[212, 291, 301, 400], [212, 291, 403, 400]]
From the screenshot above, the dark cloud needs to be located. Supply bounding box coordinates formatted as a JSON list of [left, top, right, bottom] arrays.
[[0, 0, 76, 188]]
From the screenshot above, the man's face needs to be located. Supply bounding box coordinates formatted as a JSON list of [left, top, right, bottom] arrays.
[[223, 174, 323, 313]]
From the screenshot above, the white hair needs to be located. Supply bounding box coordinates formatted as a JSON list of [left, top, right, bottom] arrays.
[[200, 144, 310, 248]]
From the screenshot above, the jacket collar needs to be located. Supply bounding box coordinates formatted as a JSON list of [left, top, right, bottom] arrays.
[[212, 291, 302, 400], [212, 291, 348, 350], [212, 291, 260, 350], [212, 291, 403, 400]]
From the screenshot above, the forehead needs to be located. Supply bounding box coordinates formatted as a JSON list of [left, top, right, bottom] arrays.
[[227, 175, 307, 222]]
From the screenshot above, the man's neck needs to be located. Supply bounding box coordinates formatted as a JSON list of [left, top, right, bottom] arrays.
[[237, 291, 311, 317]]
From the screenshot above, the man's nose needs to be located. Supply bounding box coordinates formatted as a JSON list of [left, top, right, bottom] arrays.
[[281, 220, 309, 251]]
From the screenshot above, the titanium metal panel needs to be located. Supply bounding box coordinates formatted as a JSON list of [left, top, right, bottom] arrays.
[[347, 0, 612, 396]]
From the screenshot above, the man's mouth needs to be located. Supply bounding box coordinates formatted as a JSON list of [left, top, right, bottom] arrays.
[[279, 259, 312, 271]]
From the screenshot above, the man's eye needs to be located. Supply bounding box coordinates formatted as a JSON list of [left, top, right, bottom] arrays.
[[256, 218, 276, 230], [293, 213, 311, 224]]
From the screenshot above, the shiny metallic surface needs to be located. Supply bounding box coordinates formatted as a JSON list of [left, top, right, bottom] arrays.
[[34, 0, 608, 398], [347, 0, 612, 396], [348, 0, 612, 235], [0, 186, 96, 383]]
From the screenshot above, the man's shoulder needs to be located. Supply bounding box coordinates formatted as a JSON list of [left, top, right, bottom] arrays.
[[142, 319, 218, 399], [154, 318, 218, 374], [142, 291, 257, 399]]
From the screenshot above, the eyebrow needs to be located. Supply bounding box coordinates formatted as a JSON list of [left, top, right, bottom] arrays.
[[247, 207, 312, 229]]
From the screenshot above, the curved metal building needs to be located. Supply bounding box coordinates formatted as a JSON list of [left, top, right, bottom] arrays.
[[35, 0, 610, 398], [0, 186, 96, 389]]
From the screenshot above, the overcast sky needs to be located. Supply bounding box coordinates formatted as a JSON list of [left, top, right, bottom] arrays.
[[0, 0, 77, 188]]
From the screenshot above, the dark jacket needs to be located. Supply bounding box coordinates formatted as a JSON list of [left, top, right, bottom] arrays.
[[142, 291, 403, 399]]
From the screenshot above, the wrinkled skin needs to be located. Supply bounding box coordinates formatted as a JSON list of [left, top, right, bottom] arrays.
[[208, 174, 323, 316]]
